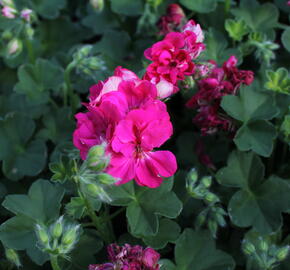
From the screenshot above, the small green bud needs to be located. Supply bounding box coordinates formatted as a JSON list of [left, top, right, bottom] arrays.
[[242, 240, 256, 255], [215, 212, 227, 227], [196, 211, 207, 228], [61, 225, 80, 247], [2, 30, 13, 40], [52, 216, 64, 239], [258, 238, 269, 252], [201, 176, 212, 188], [97, 173, 116, 185], [87, 144, 110, 172], [208, 219, 218, 238], [90, 0, 104, 12], [5, 248, 21, 268], [182, 76, 195, 89], [276, 246, 289, 261], [7, 38, 23, 56], [35, 224, 50, 246], [204, 192, 219, 203], [86, 183, 102, 197]]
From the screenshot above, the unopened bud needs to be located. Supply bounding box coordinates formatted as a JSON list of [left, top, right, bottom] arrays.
[[208, 220, 218, 238], [20, 8, 32, 22], [35, 224, 50, 245], [276, 246, 289, 261], [186, 168, 198, 188], [5, 248, 21, 268], [90, 0, 104, 12], [204, 192, 219, 203], [215, 212, 226, 227], [61, 225, 80, 247], [242, 240, 256, 255], [87, 144, 110, 172], [1, 6, 17, 19], [7, 38, 22, 56], [201, 176, 212, 188], [52, 216, 64, 239], [258, 238, 268, 252], [97, 173, 116, 185], [196, 212, 206, 227]]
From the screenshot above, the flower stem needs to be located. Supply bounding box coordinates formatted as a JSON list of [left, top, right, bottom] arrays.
[[50, 255, 61, 270], [25, 38, 35, 64], [225, 0, 231, 13], [63, 61, 76, 109]]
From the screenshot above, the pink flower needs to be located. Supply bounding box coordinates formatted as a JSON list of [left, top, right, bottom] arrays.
[[142, 248, 160, 268], [287, 1, 290, 6], [20, 8, 32, 21], [89, 244, 160, 270], [1, 6, 16, 18], [157, 4, 185, 35], [107, 101, 177, 188], [183, 20, 204, 43]]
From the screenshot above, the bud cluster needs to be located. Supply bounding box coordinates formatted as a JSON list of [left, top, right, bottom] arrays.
[[35, 217, 81, 256], [72, 45, 106, 78], [242, 235, 290, 270], [186, 169, 227, 237], [5, 247, 21, 268]]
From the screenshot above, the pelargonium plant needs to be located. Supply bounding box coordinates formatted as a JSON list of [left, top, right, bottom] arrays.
[[0, 1, 290, 270]]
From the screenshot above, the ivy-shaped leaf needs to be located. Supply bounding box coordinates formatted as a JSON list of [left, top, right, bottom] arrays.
[[282, 27, 290, 53], [231, 0, 279, 38], [0, 113, 47, 180], [168, 229, 235, 270], [0, 180, 64, 265], [265, 68, 290, 95], [107, 180, 182, 237], [143, 219, 181, 249], [14, 59, 64, 105], [216, 151, 290, 234], [221, 83, 279, 157]]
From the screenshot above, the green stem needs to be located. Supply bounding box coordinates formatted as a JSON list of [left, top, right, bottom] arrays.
[[25, 38, 35, 64], [63, 62, 76, 108], [224, 0, 231, 14], [50, 255, 61, 270]]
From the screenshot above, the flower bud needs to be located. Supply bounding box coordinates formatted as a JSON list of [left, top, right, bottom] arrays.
[[7, 38, 22, 56], [201, 176, 212, 188], [97, 173, 116, 185], [242, 240, 256, 255], [196, 211, 207, 228], [61, 225, 80, 247], [20, 8, 32, 22], [1, 6, 17, 19], [204, 192, 219, 203], [142, 248, 160, 267], [258, 238, 268, 252], [276, 246, 289, 261], [52, 216, 64, 239], [5, 248, 21, 268], [208, 219, 218, 238], [35, 224, 50, 246], [87, 144, 110, 172], [90, 0, 104, 12]]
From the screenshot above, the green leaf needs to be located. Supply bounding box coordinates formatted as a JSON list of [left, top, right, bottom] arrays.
[[14, 59, 64, 105], [107, 180, 182, 237], [282, 27, 290, 53], [180, 0, 217, 13], [66, 197, 86, 219], [0, 113, 47, 180], [28, 0, 66, 19], [110, 0, 143, 16], [221, 84, 279, 156], [265, 68, 290, 95], [234, 121, 277, 157], [174, 229, 235, 270], [2, 179, 64, 222], [82, 6, 119, 34], [217, 151, 290, 234], [225, 19, 250, 41], [143, 219, 180, 249], [232, 0, 279, 38], [201, 28, 241, 65]]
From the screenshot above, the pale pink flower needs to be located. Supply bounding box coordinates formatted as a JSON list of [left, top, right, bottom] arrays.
[[20, 8, 32, 22], [183, 20, 204, 43], [1, 6, 16, 18]]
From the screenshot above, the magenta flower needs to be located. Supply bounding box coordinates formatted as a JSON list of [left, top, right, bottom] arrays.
[[73, 66, 177, 188], [287, 1, 290, 6], [107, 101, 177, 188], [89, 244, 160, 270], [20, 8, 32, 21], [157, 4, 186, 35]]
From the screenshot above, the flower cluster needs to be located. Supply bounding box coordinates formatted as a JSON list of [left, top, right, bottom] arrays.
[[89, 244, 160, 270], [186, 56, 254, 135], [157, 4, 186, 35], [143, 20, 205, 98], [73, 67, 177, 188]]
